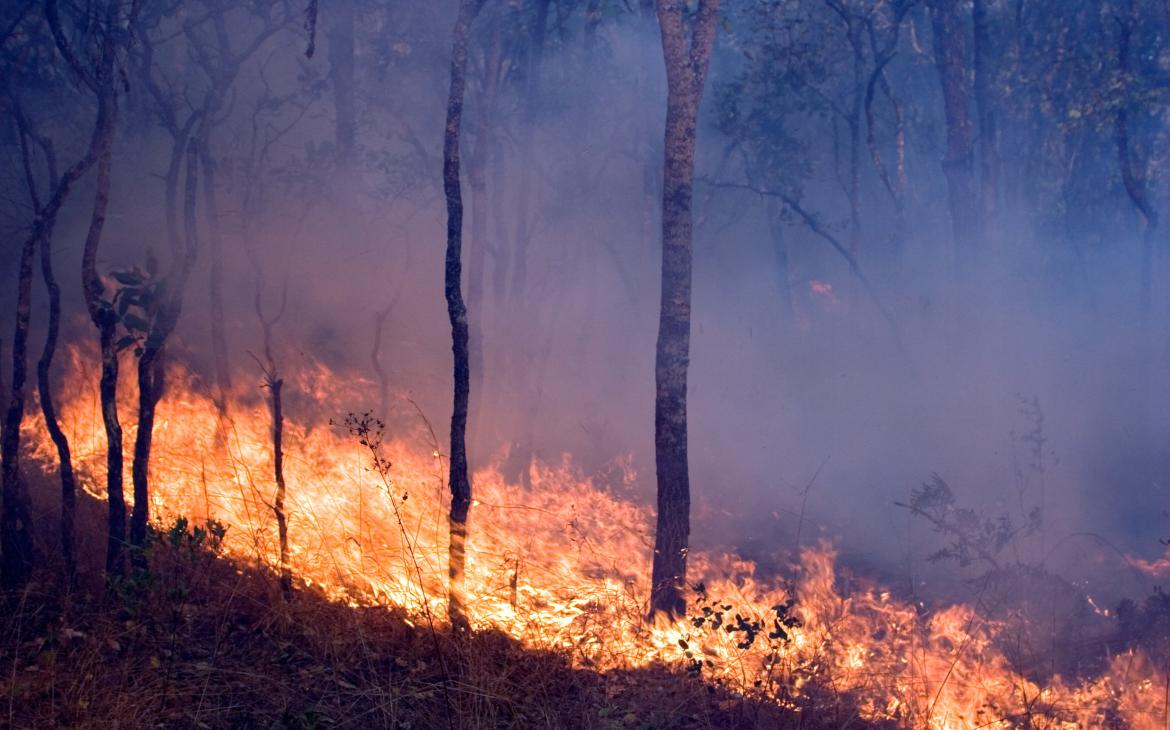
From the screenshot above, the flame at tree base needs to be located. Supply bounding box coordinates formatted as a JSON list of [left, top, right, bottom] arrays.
[[21, 348, 1168, 728]]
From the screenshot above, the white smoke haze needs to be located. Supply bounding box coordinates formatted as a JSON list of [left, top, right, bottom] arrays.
[[4, 0, 1170, 621]]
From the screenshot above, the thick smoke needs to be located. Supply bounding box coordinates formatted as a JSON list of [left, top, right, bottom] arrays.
[[3, 0, 1169, 609]]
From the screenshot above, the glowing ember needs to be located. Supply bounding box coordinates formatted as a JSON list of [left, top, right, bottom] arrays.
[[23, 348, 1169, 728]]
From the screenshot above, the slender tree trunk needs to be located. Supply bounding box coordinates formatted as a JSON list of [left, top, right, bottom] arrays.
[[1, 215, 37, 589], [208, 248, 231, 413], [929, 0, 980, 273], [130, 142, 200, 567], [0, 339, 5, 447], [649, 0, 719, 619], [46, 0, 126, 577], [848, 34, 863, 259], [442, 0, 485, 633], [253, 270, 291, 598], [88, 129, 124, 576], [372, 307, 391, 420], [328, 0, 356, 169], [11, 100, 100, 583], [200, 134, 232, 417], [270, 375, 291, 598], [37, 213, 79, 579], [766, 199, 794, 325], [1114, 3, 1157, 315], [502, 0, 550, 486], [202, 128, 231, 418], [864, 8, 910, 259], [130, 345, 164, 567], [972, 0, 998, 229]]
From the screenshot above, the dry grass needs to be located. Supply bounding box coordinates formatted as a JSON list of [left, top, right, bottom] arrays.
[[1, 486, 878, 730]]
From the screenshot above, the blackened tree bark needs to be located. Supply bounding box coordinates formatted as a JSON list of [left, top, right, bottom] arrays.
[[37, 214, 79, 580], [929, 0, 981, 272], [2, 97, 64, 585], [8, 55, 123, 580], [47, 0, 127, 576], [270, 373, 290, 598], [1, 191, 38, 589], [649, 0, 719, 619], [442, 0, 486, 632], [243, 227, 291, 598], [130, 141, 201, 566], [90, 127, 123, 576], [19, 109, 98, 581], [254, 286, 290, 599]]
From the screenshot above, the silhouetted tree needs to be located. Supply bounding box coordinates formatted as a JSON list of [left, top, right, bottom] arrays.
[[128, 141, 201, 567], [46, 0, 133, 576], [1113, 0, 1159, 315], [928, 0, 980, 272], [971, 0, 999, 228], [442, 0, 486, 632], [649, 0, 719, 619]]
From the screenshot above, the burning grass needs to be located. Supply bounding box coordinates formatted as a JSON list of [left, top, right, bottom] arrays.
[[0, 498, 801, 729], [9, 347, 1170, 728]]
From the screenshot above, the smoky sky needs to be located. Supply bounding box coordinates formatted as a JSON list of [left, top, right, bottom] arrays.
[[3, 0, 1170, 606]]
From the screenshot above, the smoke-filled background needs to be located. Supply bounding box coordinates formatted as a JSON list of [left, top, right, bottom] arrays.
[[3, 0, 1170, 607]]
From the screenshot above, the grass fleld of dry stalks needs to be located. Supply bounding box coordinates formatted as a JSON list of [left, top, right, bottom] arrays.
[[1, 480, 878, 730]]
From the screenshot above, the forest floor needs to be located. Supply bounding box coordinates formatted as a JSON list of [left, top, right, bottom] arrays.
[[0, 479, 882, 730]]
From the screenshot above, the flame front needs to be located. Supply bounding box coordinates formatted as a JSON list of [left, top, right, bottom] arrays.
[[24, 348, 1167, 728]]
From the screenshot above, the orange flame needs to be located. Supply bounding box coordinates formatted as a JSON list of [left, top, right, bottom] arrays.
[[23, 347, 1169, 728]]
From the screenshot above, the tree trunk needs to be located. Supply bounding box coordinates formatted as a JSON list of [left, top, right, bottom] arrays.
[[328, 0, 356, 169], [372, 307, 391, 420], [130, 141, 200, 567], [12, 98, 102, 583], [649, 0, 719, 619], [848, 30, 863, 259], [271, 376, 291, 598], [864, 10, 910, 258], [0, 339, 5, 448], [929, 0, 980, 273], [46, 0, 126, 577], [1114, 2, 1157, 315], [972, 0, 999, 228], [501, 0, 550, 486], [252, 263, 291, 598], [37, 209, 79, 579], [130, 344, 164, 567], [442, 0, 485, 633], [189, 130, 231, 420], [208, 238, 231, 416], [766, 199, 794, 326], [89, 130, 124, 576], [1, 214, 37, 589], [201, 133, 231, 417]]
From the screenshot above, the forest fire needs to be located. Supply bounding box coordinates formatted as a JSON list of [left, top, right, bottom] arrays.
[[5, 0, 1170, 726], [22, 349, 1168, 729]]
